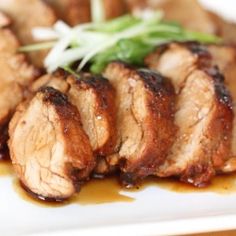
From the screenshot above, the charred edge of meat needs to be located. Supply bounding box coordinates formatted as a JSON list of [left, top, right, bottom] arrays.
[[69, 73, 117, 156], [148, 41, 212, 67], [105, 62, 176, 185], [204, 66, 233, 107], [40, 86, 69, 106], [180, 163, 215, 187], [137, 68, 175, 98], [0, 125, 9, 160], [20, 181, 67, 202], [158, 41, 210, 57]]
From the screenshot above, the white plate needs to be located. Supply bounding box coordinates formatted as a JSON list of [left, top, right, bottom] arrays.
[[1, 1, 236, 236]]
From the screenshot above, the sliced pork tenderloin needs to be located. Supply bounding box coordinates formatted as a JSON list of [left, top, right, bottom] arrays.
[[9, 87, 94, 200], [0, 0, 57, 67], [104, 62, 176, 186], [146, 42, 233, 186]]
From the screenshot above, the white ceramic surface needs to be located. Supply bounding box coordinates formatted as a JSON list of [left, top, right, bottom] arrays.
[[1, 1, 236, 236]]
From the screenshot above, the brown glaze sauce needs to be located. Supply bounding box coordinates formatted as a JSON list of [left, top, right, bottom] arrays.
[[131, 174, 236, 194], [0, 161, 14, 177], [13, 177, 134, 207], [10, 173, 236, 207]]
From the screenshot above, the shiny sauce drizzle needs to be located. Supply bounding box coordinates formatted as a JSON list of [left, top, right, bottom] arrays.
[[12, 173, 236, 207], [13, 177, 134, 207], [0, 161, 14, 177], [132, 174, 236, 194]]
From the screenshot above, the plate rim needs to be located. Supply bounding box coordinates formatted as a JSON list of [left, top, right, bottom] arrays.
[[30, 213, 236, 236]]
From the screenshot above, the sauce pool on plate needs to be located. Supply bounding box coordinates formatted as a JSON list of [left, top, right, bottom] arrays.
[[1, 160, 236, 206]]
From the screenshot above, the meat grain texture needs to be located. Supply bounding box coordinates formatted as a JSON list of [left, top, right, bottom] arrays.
[[9, 87, 95, 200], [30, 72, 118, 175], [0, 0, 57, 67], [0, 12, 39, 153], [104, 62, 176, 186], [208, 45, 236, 172], [146, 43, 233, 186]]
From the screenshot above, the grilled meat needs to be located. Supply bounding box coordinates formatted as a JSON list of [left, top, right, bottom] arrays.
[[44, 0, 91, 26], [67, 75, 117, 174], [30, 72, 69, 95], [45, 0, 127, 26], [127, 0, 217, 33], [0, 14, 39, 154], [208, 45, 236, 172], [30, 72, 117, 174], [9, 87, 94, 200], [146, 43, 233, 186], [104, 62, 176, 186], [0, 0, 57, 67], [208, 11, 236, 46]]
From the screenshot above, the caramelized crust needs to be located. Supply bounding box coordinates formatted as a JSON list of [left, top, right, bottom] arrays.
[[104, 62, 176, 185], [30, 72, 118, 174], [0, 0, 57, 67], [9, 87, 94, 200], [45, 0, 91, 26], [67, 75, 117, 157], [146, 42, 233, 186], [208, 45, 236, 172], [0, 18, 39, 154]]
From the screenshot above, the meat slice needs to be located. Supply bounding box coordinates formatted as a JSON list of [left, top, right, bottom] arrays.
[[208, 45, 236, 172], [9, 87, 94, 200], [146, 43, 233, 186], [0, 15, 39, 155], [67, 75, 117, 174], [104, 62, 176, 186], [208, 11, 236, 46], [127, 0, 217, 34], [30, 72, 69, 95], [30, 72, 117, 175], [44, 0, 91, 26], [0, 0, 57, 67], [45, 0, 127, 26], [0, 11, 11, 27]]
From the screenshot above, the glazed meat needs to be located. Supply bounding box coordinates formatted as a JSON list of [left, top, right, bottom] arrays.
[[146, 43, 233, 186], [30, 72, 117, 174], [104, 62, 176, 186], [67, 75, 117, 174], [127, 0, 217, 34], [45, 0, 127, 26], [0, 0, 57, 67], [9, 87, 94, 200], [208, 11, 236, 45], [0, 11, 11, 27], [0, 13, 39, 153], [44, 0, 91, 26], [208, 45, 236, 172], [30, 72, 69, 95]]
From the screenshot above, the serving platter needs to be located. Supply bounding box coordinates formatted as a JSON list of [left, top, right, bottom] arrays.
[[1, 1, 236, 235]]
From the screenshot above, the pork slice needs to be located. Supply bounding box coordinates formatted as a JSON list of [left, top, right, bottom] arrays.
[[0, 20, 39, 154], [208, 45, 236, 172], [67, 75, 117, 173], [30, 72, 117, 175], [146, 42, 233, 186], [45, 0, 127, 26], [9, 87, 94, 200], [104, 62, 176, 186], [0, 0, 57, 67], [44, 0, 91, 26]]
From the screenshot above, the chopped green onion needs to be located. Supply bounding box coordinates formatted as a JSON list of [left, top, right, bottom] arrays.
[[24, 10, 221, 74], [62, 65, 81, 78], [91, 0, 105, 23], [18, 41, 56, 52]]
